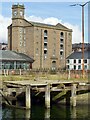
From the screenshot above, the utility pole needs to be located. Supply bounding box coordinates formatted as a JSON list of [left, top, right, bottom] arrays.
[[70, 1, 89, 78]]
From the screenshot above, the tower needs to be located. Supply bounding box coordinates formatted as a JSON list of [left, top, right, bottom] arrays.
[[11, 4, 25, 53], [12, 4, 24, 20]]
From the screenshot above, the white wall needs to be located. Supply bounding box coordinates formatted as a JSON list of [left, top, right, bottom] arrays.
[[66, 59, 90, 70]]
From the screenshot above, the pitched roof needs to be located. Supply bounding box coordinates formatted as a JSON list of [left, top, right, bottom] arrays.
[[67, 51, 90, 59], [72, 43, 90, 49], [8, 18, 72, 32], [30, 21, 72, 31], [0, 50, 34, 62]]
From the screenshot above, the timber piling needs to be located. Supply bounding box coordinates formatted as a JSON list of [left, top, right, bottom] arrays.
[[1, 80, 90, 109]]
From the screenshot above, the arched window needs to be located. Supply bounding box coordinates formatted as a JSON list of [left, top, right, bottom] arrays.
[[52, 61, 56, 70], [60, 32, 64, 37], [44, 30, 48, 37]]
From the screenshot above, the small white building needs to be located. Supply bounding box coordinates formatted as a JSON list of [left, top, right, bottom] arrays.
[[66, 51, 90, 70]]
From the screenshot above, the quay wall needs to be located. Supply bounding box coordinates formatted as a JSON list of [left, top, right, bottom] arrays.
[[59, 92, 90, 105]]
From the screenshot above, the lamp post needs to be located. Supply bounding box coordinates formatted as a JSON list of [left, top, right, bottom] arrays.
[[70, 2, 89, 78]]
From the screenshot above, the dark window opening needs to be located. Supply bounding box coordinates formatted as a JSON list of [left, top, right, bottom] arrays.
[[44, 30, 48, 36], [74, 59, 76, 63], [67, 60, 69, 63], [44, 50, 47, 54], [67, 65, 69, 69], [60, 32, 64, 37], [60, 51, 63, 55], [78, 65, 81, 69], [84, 59, 87, 63], [44, 43, 47, 46], [60, 44, 63, 49], [78, 59, 81, 63], [74, 65, 76, 70], [60, 39, 63, 43]]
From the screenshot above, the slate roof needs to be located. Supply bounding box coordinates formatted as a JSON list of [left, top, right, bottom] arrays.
[[30, 21, 71, 31], [67, 51, 90, 59], [8, 19, 72, 32], [0, 50, 34, 62], [72, 43, 90, 49]]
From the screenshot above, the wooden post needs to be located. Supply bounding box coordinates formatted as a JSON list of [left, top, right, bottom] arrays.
[[70, 106, 76, 118], [26, 85, 31, 109], [68, 70, 70, 79], [6, 69, 8, 75], [45, 108, 50, 119], [4, 69, 6, 76], [71, 84, 77, 107], [20, 69, 21, 75], [45, 84, 50, 108], [25, 110, 31, 119]]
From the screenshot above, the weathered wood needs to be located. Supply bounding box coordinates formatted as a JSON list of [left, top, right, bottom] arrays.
[[52, 89, 67, 101], [26, 85, 31, 109], [0, 90, 11, 105], [45, 108, 50, 119], [35, 91, 41, 96], [2, 80, 90, 109], [45, 84, 50, 108], [71, 84, 77, 107]]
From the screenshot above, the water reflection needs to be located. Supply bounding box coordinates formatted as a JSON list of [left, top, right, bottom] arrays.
[[2, 104, 90, 119], [25, 109, 31, 119], [45, 108, 50, 119], [70, 107, 76, 119], [0, 106, 2, 120]]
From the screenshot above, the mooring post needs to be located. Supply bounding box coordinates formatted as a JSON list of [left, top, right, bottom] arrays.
[[26, 85, 31, 109], [20, 69, 21, 75], [25, 110, 31, 119], [70, 106, 76, 118], [45, 108, 50, 119], [45, 84, 50, 108], [71, 84, 77, 107]]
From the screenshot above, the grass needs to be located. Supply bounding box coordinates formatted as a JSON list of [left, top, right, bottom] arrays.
[[0, 73, 89, 82]]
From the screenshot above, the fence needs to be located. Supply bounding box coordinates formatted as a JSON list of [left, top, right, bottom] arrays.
[[1, 69, 90, 79]]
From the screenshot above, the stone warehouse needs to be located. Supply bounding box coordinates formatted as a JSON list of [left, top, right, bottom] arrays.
[[8, 4, 72, 70]]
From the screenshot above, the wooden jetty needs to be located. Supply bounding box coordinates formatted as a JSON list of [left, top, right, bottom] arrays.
[[1, 80, 90, 109]]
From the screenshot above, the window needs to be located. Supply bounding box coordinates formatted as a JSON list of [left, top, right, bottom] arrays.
[[78, 65, 81, 70], [84, 59, 87, 63], [60, 51, 63, 56], [78, 59, 81, 63], [20, 10, 23, 16], [24, 41, 26, 46], [44, 37, 48, 42], [68, 33, 71, 36], [60, 32, 64, 37], [67, 60, 69, 63], [60, 39, 63, 43], [19, 28, 23, 33], [44, 43, 47, 48], [20, 41, 22, 46], [20, 35, 22, 39], [67, 65, 69, 69], [74, 65, 76, 70], [60, 44, 63, 49], [13, 10, 17, 16], [74, 59, 76, 63], [44, 30, 47, 36], [44, 50, 47, 54], [84, 65, 87, 70]]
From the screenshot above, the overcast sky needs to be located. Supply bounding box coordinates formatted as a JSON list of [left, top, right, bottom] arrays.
[[0, 1, 88, 43]]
